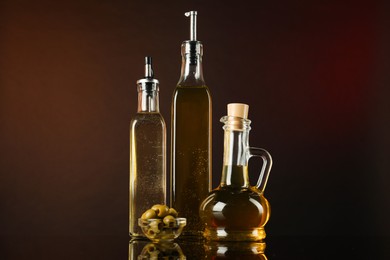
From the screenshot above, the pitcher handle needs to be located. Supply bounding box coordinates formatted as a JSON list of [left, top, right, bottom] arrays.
[[248, 147, 273, 192]]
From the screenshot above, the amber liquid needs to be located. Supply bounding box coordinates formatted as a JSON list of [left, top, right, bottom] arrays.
[[171, 85, 212, 236], [130, 112, 166, 237], [200, 165, 270, 241]]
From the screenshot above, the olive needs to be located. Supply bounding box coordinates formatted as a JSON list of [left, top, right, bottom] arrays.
[[149, 220, 163, 233], [141, 209, 157, 220], [168, 208, 178, 217], [151, 204, 169, 218], [147, 229, 156, 238], [163, 215, 176, 227]]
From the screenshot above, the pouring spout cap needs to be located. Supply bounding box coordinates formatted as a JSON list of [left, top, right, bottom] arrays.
[[144, 56, 154, 78], [228, 103, 249, 119], [185, 11, 197, 41], [137, 56, 159, 90]]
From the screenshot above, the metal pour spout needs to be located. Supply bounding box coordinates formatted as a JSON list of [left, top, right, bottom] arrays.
[[144, 56, 154, 78], [137, 56, 159, 92], [185, 11, 197, 41]]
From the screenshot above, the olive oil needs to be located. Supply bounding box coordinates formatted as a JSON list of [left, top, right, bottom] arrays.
[[130, 113, 166, 237], [171, 11, 212, 236], [201, 166, 270, 241], [199, 104, 272, 241], [171, 85, 211, 235]]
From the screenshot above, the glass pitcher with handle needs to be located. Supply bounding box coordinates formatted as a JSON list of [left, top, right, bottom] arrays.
[[199, 103, 273, 241]]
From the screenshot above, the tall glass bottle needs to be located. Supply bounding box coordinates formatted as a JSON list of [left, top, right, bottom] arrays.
[[199, 103, 272, 241], [129, 57, 166, 237], [171, 11, 212, 237]]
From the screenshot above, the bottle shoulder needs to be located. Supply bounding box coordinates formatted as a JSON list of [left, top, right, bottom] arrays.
[[175, 84, 209, 89], [173, 84, 210, 93], [211, 186, 264, 197], [172, 84, 212, 99], [130, 112, 166, 126]]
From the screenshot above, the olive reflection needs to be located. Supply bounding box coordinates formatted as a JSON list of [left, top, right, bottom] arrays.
[[204, 241, 267, 259], [132, 241, 186, 259]]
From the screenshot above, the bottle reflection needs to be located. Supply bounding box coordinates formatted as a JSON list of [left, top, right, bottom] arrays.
[[129, 240, 146, 260], [129, 240, 267, 259], [129, 240, 186, 260], [204, 241, 267, 259]]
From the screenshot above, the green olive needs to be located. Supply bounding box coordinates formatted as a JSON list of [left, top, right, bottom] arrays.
[[151, 204, 169, 218], [168, 208, 178, 217], [141, 209, 157, 220], [147, 229, 156, 238], [163, 215, 176, 227], [149, 220, 162, 233]]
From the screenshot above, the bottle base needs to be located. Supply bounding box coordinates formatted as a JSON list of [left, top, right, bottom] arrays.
[[203, 227, 266, 242]]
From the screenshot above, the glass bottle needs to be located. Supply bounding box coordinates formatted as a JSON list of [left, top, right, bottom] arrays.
[[129, 57, 166, 237], [199, 103, 272, 241], [170, 11, 212, 237]]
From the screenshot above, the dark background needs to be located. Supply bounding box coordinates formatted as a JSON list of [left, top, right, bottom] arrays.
[[1, 0, 389, 239]]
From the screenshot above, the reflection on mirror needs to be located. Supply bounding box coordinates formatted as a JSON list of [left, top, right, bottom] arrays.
[[129, 240, 186, 260], [204, 241, 267, 259]]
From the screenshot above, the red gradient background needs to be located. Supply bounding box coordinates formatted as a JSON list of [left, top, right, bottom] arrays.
[[1, 0, 389, 237]]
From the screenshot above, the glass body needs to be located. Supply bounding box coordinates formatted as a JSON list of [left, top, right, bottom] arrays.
[[199, 116, 272, 241], [170, 41, 212, 236], [129, 87, 166, 237]]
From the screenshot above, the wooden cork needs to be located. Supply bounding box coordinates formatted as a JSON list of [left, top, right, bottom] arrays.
[[227, 103, 249, 119]]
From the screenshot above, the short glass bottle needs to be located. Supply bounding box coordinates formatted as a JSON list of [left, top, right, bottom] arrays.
[[199, 103, 272, 241]]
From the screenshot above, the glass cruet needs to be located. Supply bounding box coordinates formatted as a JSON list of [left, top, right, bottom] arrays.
[[199, 103, 273, 241]]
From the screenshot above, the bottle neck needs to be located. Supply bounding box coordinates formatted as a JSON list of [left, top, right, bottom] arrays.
[[178, 41, 205, 86], [137, 90, 159, 112], [220, 118, 251, 189]]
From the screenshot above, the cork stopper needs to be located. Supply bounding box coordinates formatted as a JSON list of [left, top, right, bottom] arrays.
[[227, 103, 249, 119]]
